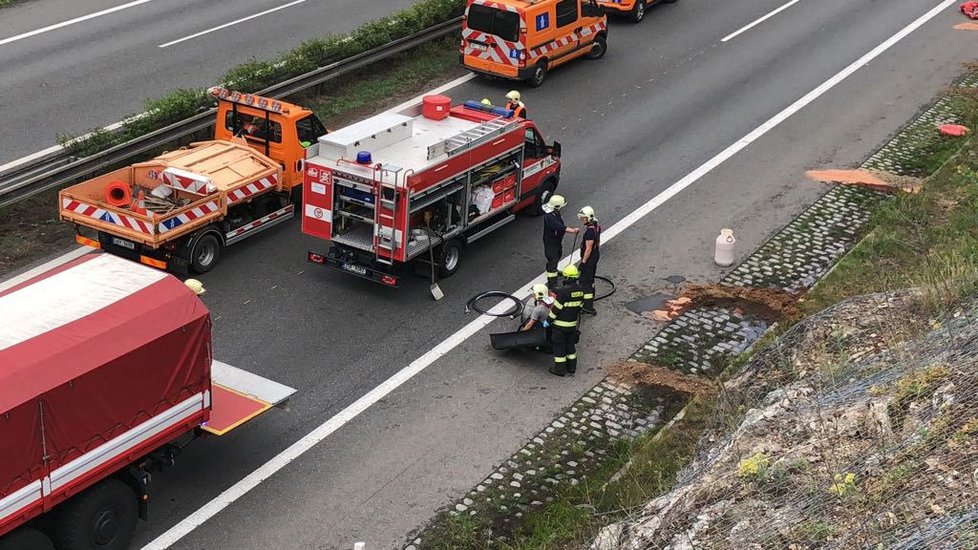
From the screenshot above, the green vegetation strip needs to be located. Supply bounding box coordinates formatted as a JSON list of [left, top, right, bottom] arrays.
[[58, 0, 465, 154]]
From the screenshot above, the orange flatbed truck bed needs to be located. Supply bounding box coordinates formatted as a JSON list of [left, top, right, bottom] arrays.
[[60, 140, 293, 274]]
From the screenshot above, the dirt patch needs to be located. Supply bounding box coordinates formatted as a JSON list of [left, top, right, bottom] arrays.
[[680, 283, 802, 322], [0, 189, 75, 277], [608, 362, 716, 396], [806, 168, 923, 194]]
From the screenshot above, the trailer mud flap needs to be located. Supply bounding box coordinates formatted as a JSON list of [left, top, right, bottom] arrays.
[[202, 360, 297, 436]]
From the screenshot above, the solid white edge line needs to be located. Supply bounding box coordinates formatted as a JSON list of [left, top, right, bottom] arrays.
[[0, 247, 88, 293], [0, 0, 154, 47], [158, 0, 307, 48], [721, 0, 802, 43], [386, 74, 478, 114], [139, 2, 956, 547]]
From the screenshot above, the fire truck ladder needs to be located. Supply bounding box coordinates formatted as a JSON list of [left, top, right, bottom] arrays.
[[373, 165, 403, 266], [430, 117, 520, 160]]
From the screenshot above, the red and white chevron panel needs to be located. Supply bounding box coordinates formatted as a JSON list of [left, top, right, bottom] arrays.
[[157, 200, 221, 234], [529, 20, 606, 61], [226, 204, 293, 238], [162, 167, 212, 195], [61, 198, 155, 235], [462, 28, 520, 67], [227, 174, 279, 205]]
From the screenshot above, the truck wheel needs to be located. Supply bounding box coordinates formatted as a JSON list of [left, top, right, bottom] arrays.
[[438, 239, 463, 278], [586, 36, 607, 60], [54, 479, 137, 550], [528, 63, 547, 88], [191, 234, 222, 274], [0, 527, 55, 550], [530, 180, 556, 216], [630, 0, 646, 22]]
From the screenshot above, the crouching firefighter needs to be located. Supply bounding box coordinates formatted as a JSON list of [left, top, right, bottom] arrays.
[[548, 265, 584, 377]]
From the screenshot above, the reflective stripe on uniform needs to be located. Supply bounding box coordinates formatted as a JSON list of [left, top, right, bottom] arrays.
[[554, 356, 567, 363], [553, 319, 578, 328], [567, 353, 577, 360]]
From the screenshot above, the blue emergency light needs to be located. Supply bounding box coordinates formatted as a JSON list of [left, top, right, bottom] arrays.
[[463, 100, 514, 118]]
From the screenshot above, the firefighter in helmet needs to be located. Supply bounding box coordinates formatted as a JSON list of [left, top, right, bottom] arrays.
[[184, 279, 206, 295], [547, 264, 584, 377], [542, 195, 579, 288], [577, 206, 601, 315], [505, 90, 527, 118], [521, 283, 554, 331]]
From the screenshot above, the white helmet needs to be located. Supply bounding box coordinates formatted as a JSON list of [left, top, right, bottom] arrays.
[[184, 279, 206, 295], [532, 283, 549, 300], [505, 90, 521, 102], [578, 205, 595, 221], [547, 194, 566, 211]]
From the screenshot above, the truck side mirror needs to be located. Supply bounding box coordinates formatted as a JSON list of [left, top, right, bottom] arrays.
[[549, 141, 562, 158]]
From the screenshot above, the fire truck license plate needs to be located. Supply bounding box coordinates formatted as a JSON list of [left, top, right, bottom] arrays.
[[112, 237, 135, 250], [343, 263, 367, 275]]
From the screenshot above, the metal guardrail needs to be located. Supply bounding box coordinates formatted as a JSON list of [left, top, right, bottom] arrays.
[[0, 17, 462, 209]]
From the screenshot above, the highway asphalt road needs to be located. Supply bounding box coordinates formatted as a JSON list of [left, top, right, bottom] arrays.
[[0, 0, 420, 163], [6, 0, 975, 548]]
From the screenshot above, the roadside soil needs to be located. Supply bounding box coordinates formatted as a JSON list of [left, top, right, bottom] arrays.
[[608, 362, 716, 397], [679, 283, 803, 322]]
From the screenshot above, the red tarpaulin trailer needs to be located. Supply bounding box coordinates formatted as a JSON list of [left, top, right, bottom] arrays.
[[0, 253, 295, 549]]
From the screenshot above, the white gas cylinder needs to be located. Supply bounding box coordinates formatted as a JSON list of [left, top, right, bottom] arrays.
[[714, 228, 736, 267]]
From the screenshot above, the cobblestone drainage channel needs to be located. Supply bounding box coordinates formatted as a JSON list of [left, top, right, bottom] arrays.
[[404, 381, 688, 548]]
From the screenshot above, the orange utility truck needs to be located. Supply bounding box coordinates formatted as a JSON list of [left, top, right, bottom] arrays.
[[59, 88, 328, 274], [596, 0, 677, 24], [461, 0, 608, 87]]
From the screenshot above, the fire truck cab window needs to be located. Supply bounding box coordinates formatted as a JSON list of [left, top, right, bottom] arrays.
[[225, 112, 282, 143], [524, 128, 545, 159], [467, 5, 520, 43], [556, 0, 579, 27], [296, 115, 326, 147]]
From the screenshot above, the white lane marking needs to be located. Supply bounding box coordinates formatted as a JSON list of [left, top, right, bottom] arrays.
[[722, 0, 801, 43], [158, 0, 307, 48], [0, 247, 88, 293], [0, 0, 154, 47], [140, 1, 956, 547]]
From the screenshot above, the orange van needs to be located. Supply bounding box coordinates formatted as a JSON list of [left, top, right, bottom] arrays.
[[597, 0, 678, 24], [461, 0, 608, 87]]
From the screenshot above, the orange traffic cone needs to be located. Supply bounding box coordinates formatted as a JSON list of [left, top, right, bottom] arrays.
[[130, 191, 148, 215]]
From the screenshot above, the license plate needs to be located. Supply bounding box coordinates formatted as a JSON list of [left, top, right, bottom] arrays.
[[471, 42, 488, 51], [112, 237, 135, 250], [343, 263, 367, 275]]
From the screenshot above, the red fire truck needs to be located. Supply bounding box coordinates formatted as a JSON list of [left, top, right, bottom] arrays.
[[0, 252, 295, 550], [302, 96, 562, 286]]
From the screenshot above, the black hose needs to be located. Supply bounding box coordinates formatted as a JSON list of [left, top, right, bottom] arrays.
[[594, 275, 616, 301], [466, 291, 525, 318]]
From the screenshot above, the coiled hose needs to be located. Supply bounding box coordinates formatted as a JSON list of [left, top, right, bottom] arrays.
[[466, 275, 616, 316]]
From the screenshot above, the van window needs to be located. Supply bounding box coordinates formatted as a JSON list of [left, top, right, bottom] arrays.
[[225, 112, 282, 143], [467, 4, 520, 42], [296, 115, 326, 146], [556, 0, 578, 27]]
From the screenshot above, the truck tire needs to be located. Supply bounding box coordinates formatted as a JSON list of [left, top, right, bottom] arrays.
[[0, 527, 55, 550], [54, 479, 137, 550], [438, 239, 463, 278], [528, 63, 547, 88], [630, 0, 647, 22], [586, 36, 607, 60], [530, 180, 556, 216], [190, 233, 222, 274]]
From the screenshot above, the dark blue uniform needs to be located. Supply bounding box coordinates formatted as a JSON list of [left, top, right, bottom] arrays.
[[543, 211, 568, 288], [579, 222, 601, 313]]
